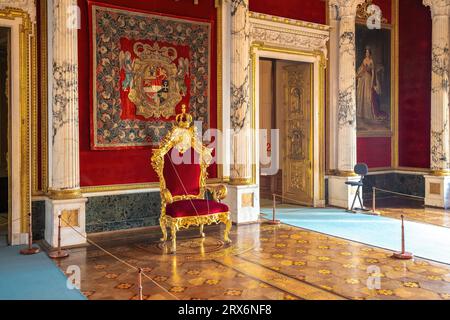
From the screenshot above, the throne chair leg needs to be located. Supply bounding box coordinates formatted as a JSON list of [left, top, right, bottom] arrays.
[[224, 216, 232, 244], [160, 217, 168, 242], [171, 224, 178, 254], [200, 224, 205, 238]]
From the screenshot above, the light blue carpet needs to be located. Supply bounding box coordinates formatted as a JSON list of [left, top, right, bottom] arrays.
[[0, 246, 86, 300], [261, 207, 450, 265]]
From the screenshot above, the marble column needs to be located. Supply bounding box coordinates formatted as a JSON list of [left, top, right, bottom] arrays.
[[328, 0, 364, 209], [45, 0, 87, 247], [328, 12, 340, 174], [423, 0, 450, 208], [230, 0, 251, 183], [224, 0, 260, 224]]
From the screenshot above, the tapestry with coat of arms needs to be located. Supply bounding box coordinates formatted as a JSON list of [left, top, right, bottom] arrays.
[[90, 3, 211, 149]]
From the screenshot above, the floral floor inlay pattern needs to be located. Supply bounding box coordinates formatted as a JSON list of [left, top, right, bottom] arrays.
[[53, 214, 450, 300]]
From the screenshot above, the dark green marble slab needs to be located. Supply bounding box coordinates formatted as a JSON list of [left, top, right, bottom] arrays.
[[85, 192, 161, 233]]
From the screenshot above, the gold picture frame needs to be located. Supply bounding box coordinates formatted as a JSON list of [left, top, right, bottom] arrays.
[[355, 3, 397, 139]]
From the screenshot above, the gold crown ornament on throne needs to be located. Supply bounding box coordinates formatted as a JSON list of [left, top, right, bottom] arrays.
[[175, 104, 193, 129], [171, 104, 198, 153]]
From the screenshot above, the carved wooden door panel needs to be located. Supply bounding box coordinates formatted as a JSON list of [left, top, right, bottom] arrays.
[[282, 64, 313, 206]]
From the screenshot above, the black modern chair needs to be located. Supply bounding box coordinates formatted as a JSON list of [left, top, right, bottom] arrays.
[[345, 163, 369, 212]]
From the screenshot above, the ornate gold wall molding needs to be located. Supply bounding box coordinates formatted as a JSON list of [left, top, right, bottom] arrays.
[[48, 188, 83, 200], [80, 178, 226, 195], [0, 1, 36, 22], [392, 0, 399, 169], [0, 7, 35, 233], [38, 0, 48, 194]]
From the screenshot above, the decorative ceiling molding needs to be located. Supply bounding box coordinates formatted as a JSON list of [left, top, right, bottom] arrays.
[[249, 12, 330, 58], [0, 0, 36, 22]]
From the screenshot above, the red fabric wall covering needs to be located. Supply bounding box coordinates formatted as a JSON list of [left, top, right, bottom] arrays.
[[78, 0, 217, 186], [357, 137, 391, 168], [398, 0, 431, 168], [249, 0, 326, 24]]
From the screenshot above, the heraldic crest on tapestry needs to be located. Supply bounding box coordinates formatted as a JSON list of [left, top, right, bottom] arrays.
[[91, 3, 211, 149], [121, 42, 189, 119]]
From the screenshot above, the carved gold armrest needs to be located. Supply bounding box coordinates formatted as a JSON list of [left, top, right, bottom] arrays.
[[207, 184, 228, 202], [161, 188, 173, 204]]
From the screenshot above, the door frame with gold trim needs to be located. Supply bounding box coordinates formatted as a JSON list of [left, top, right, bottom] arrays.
[[251, 44, 326, 207], [0, 7, 35, 244]]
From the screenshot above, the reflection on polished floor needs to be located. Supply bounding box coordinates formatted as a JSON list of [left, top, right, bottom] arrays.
[[263, 196, 450, 229], [53, 214, 450, 300], [373, 198, 450, 228]]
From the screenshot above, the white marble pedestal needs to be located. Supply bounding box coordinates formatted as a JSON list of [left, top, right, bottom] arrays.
[[424, 175, 450, 209], [224, 185, 260, 224], [45, 197, 88, 247]]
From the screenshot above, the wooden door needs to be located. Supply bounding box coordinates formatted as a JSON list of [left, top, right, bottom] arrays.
[[282, 63, 313, 206]]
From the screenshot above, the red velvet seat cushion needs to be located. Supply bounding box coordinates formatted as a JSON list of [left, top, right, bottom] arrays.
[[166, 199, 229, 218], [163, 148, 201, 197]]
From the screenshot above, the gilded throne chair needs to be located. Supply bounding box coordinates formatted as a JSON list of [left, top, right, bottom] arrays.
[[151, 106, 232, 253]]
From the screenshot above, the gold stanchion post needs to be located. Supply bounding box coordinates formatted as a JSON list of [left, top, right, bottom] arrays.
[[392, 215, 413, 260], [265, 194, 280, 225], [138, 268, 143, 300], [370, 187, 380, 216], [48, 214, 69, 259], [20, 213, 40, 255]]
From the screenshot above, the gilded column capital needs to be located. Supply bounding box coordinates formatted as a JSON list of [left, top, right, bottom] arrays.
[[0, 0, 36, 22], [424, 0, 450, 17], [329, 0, 365, 19]]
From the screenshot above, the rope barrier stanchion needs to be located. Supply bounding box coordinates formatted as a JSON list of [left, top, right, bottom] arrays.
[[265, 194, 281, 225], [370, 187, 380, 216], [138, 268, 143, 300], [48, 214, 69, 259], [261, 193, 311, 224], [392, 215, 413, 260], [20, 213, 40, 255]]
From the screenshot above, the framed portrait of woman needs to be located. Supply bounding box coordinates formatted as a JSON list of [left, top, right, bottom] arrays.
[[355, 22, 393, 136]]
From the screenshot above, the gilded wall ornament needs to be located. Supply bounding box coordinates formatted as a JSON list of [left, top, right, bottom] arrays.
[[125, 42, 188, 119]]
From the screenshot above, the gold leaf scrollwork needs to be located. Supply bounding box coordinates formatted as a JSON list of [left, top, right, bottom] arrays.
[[356, 0, 388, 24]]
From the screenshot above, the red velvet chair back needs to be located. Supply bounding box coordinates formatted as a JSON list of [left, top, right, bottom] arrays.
[[163, 147, 202, 197]]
